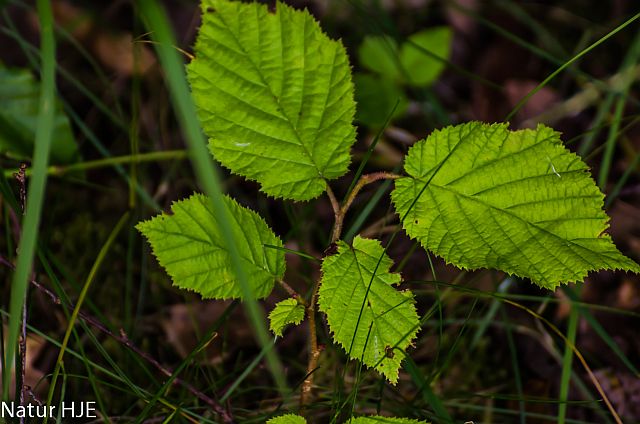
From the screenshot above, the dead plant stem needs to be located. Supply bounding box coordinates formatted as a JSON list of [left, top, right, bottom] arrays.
[[0, 256, 234, 424]]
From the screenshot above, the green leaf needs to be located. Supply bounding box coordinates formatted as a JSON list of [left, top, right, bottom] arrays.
[[267, 414, 307, 424], [265, 415, 427, 423], [318, 236, 420, 383], [391, 122, 640, 289], [187, 0, 356, 200], [358, 35, 401, 80], [0, 66, 78, 163], [354, 73, 408, 128], [348, 417, 429, 424], [269, 298, 305, 337], [137, 193, 285, 299], [399, 27, 451, 86]]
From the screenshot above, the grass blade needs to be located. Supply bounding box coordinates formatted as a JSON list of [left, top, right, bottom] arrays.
[[597, 31, 640, 189], [2, 0, 56, 399], [44, 212, 129, 419], [137, 0, 288, 396], [505, 11, 640, 122], [558, 302, 579, 424]]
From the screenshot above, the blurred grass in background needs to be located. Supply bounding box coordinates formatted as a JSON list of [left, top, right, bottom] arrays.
[[1, 0, 639, 422]]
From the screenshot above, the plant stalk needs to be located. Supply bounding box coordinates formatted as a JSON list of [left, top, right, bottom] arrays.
[[300, 172, 401, 408], [3, 0, 56, 399], [331, 172, 401, 243], [3, 150, 188, 178], [277, 279, 306, 306]]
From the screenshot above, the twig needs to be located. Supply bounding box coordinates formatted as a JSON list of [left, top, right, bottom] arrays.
[[300, 172, 401, 408], [14, 163, 27, 421], [277, 279, 306, 306], [0, 257, 234, 424], [15, 163, 27, 214], [325, 184, 340, 219], [331, 172, 400, 243], [299, 277, 321, 409]]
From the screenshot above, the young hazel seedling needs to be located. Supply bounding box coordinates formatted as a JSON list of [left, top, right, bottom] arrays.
[[137, 0, 640, 421]]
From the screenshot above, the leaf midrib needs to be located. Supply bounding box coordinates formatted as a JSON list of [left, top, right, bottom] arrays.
[[213, 6, 328, 179], [427, 181, 625, 264]]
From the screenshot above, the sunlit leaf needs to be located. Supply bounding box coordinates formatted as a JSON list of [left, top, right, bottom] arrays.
[[138, 194, 285, 299], [188, 0, 356, 200], [318, 236, 419, 383], [392, 122, 640, 289]]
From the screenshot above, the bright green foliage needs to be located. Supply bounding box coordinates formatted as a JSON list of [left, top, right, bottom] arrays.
[[137, 194, 285, 299], [318, 236, 420, 383], [265, 414, 426, 423], [354, 73, 407, 128], [266, 415, 426, 423], [267, 414, 307, 424], [269, 298, 305, 337], [358, 35, 401, 81], [187, 0, 356, 200], [391, 122, 640, 289], [0, 66, 77, 163], [348, 417, 429, 424], [400, 27, 451, 86]]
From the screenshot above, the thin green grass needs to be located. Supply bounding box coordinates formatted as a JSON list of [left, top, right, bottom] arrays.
[[134, 311, 222, 423], [2, 0, 56, 399], [505, 10, 640, 121], [558, 302, 580, 424], [137, 0, 288, 398], [0, 5, 163, 212], [2, 150, 188, 178], [220, 338, 276, 403], [562, 286, 639, 376], [0, 14, 125, 133], [45, 212, 129, 421], [598, 31, 640, 188], [500, 305, 526, 424], [448, 0, 640, 108], [404, 357, 454, 423], [0, 0, 637, 422]]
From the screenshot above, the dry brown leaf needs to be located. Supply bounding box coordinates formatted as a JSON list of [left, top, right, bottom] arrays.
[[93, 32, 155, 76], [0, 325, 48, 399]]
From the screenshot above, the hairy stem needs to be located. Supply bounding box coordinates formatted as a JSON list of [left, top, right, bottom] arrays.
[[300, 277, 321, 409], [325, 184, 340, 220], [277, 279, 306, 306], [331, 172, 401, 243], [300, 172, 401, 408]]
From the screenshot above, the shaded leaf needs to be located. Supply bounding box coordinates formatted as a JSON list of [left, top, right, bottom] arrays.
[[399, 27, 451, 86], [0, 66, 78, 163], [354, 73, 408, 128], [358, 35, 401, 80]]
